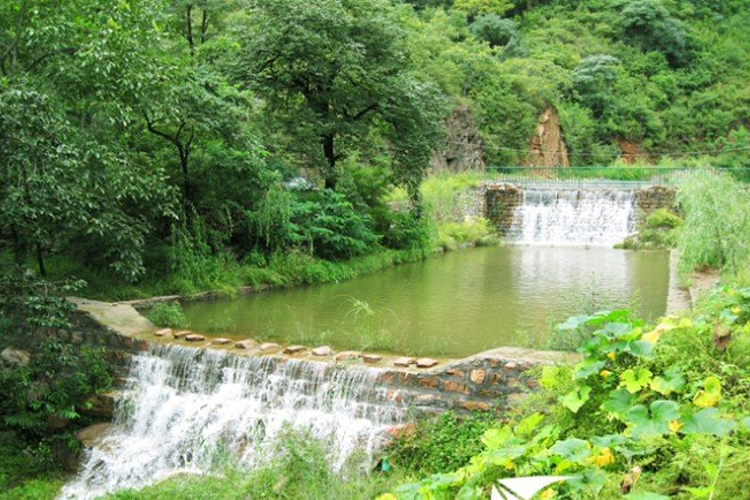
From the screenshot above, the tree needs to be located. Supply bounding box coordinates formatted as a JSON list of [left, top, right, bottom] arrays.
[[237, 0, 445, 196], [469, 15, 518, 47], [617, 0, 690, 67], [572, 55, 620, 118], [454, 0, 514, 19]]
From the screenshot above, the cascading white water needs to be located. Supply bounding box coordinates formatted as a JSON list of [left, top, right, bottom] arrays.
[[61, 345, 404, 499], [508, 189, 636, 246]]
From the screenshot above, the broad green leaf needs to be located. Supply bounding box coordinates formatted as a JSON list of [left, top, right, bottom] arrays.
[[680, 408, 736, 437], [601, 388, 636, 419], [550, 438, 591, 463], [650, 367, 686, 396], [514, 413, 544, 437], [620, 368, 653, 393], [626, 340, 654, 358], [456, 485, 481, 500], [561, 386, 592, 413], [574, 358, 606, 380], [591, 434, 627, 449], [626, 400, 680, 438], [693, 376, 722, 408], [482, 427, 512, 449]]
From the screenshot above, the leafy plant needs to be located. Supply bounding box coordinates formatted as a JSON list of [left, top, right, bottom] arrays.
[[145, 302, 188, 329]]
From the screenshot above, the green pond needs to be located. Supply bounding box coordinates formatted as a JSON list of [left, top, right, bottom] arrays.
[[182, 246, 670, 358]]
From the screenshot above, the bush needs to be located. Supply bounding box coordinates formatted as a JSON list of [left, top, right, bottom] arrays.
[[290, 190, 379, 261], [144, 302, 188, 329], [646, 208, 682, 229], [387, 411, 497, 476], [469, 15, 518, 47], [678, 169, 750, 273], [380, 211, 432, 251]]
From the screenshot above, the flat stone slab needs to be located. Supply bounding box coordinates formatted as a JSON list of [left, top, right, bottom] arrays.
[[76, 423, 113, 448], [235, 340, 255, 350], [260, 342, 280, 351], [362, 354, 383, 364], [283, 345, 306, 355], [71, 298, 154, 337], [393, 356, 416, 367], [335, 351, 360, 361], [173, 330, 190, 339], [185, 334, 206, 342], [416, 357, 439, 368], [154, 328, 171, 337], [211, 338, 232, 345], [312, 346, 333, 357]]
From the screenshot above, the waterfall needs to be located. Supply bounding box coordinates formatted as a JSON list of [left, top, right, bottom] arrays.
[[508, 189, 636, 246], [61, 345, 404, 499]]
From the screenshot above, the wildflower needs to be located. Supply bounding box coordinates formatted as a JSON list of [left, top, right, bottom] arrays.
[[731, 306, 741, 315], [592, 447, 615, 466], [607, 352, 616, 361], [540, 488, 556, 499], [669, 420, 683, 434], [600, 370, 612, 378]]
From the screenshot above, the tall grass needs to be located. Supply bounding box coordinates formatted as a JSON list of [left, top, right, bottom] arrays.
[[677, 169, 750, 276]]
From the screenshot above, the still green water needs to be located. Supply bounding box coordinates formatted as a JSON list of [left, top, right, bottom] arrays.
[[182, 247, 670, 358]]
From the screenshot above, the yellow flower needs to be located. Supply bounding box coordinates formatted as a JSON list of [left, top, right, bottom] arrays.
[[592, 447, 615, 466], [642, 322, 676, 344], [540, 488, 556, 499], [731, 306, 742, 315], [607, 352, 616, 360], [669, 420, 683, 434], [729, 290, 736, 296], [600, 370, 612, 378], [504, 460, 516, 471]]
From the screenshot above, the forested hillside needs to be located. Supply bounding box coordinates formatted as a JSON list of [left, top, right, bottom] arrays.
[[2, 0, 749, 291]]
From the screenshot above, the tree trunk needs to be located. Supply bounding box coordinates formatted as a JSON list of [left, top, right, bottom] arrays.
[[36, 243, 46, 277], [322, 133, 337, 190]]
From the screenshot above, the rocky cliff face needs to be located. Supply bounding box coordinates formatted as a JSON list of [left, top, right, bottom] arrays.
[[526, 107, 569, 167], [431, 106, 486, 172]]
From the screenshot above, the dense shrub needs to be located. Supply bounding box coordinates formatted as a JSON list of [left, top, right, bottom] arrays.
[[145, 302, 188, 329], [469, 15, 518, 47]]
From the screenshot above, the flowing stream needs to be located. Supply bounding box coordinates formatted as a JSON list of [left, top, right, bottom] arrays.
[[508, 188, 636, 246], [61, 345, 403, 499]]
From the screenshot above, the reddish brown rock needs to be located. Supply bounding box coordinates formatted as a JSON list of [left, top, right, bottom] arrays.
[[415, 394, 442, 403], [444, 380, 469, 394], [173, 330, 190, 339], [386, 389, 403, 403], [446, 369, 465, 377], [312, 346, 333, 357], [235, 340, 256, 350], [362, 354, 383, 364], [283, 345, 306, 355], [76, 422, 112, 448], [185, 334, 206, 342], [335, 350, 360, 361], [154, 328, 171, 337], [211, 338, 232, 345], [418, 377, 439, 389], [385, 423, 417, 439], [503, 362, 519, 371], [416, 357, 439, 368], [393, 356, 416, 367], [461, 400, 490, 411], [260, 342, 280, 351], [470, 369, 486, 385]]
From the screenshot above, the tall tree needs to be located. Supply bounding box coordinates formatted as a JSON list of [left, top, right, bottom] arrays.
[[237, 0, 445, 196]]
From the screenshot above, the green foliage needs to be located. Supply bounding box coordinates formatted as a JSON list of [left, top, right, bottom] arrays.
[[469, 16, 518, 47], [145, 302, 188, 329], [391, 296, 750, 498], [616, 0, 691, 67], [388, 412, 498, 476], [290, 190, 379, 261], [646, 209, 682, 230], [678, 169, 750, 273]]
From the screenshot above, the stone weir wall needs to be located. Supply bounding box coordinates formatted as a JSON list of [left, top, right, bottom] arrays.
[[59, 300, 574, 417], [483, 184, 678, 235]]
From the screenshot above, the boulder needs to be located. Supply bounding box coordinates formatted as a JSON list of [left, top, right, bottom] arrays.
[[79, 392, 119, 419], [154, 328, 171, 337], [0, 348, 30, 368], [76, 422, 113, 448], [259, 342, 280, 351], [185, 334, 206, 342], [362, 354, 383, 364], [312, 346, 333, 357], [283, 345, 306, 355], [416, 358, 439, 368], [393, 356, 416, 367], [211, 338, 232, 345], [335, 351, 361, 361], [235, 340, 256, 350]]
